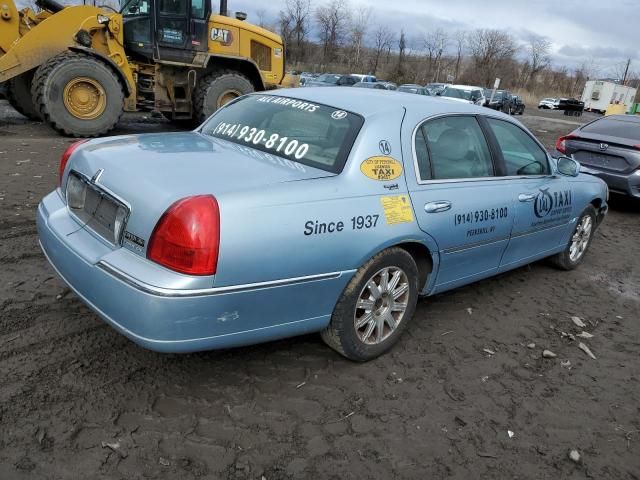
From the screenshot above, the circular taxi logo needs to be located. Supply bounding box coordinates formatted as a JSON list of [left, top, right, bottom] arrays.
[[360, 156, 403, 181], [331, 110, 348, 120], [379, 140, 392, 155]]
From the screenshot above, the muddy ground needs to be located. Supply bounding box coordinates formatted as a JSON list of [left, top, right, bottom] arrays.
[[1, 101, 639, 480]]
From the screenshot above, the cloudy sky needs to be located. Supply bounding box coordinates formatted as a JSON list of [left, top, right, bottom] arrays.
[[231, 0, 639, 76]]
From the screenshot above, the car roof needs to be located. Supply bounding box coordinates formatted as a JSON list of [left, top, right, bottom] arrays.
[[258, 87, 495, 118], [446, 84, 483, 91]]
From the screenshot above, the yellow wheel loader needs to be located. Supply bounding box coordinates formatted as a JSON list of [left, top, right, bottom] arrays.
[[0, 0, 285, 136]]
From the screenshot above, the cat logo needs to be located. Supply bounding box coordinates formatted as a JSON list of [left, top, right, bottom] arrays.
[[211, 28, 233, 46]]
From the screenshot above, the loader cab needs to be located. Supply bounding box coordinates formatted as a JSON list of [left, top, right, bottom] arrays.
[[121, 0, 211, 63]]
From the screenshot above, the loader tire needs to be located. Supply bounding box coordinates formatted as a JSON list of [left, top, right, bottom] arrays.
[[6, 70, 41, 120], [194, 70, 254, 124], [32, 52, 124, 137]]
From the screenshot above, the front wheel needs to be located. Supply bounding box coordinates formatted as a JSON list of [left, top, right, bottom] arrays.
[[32, 52, 124, 137], [550, 205, 596, 270], [321, 247, 419, 361]]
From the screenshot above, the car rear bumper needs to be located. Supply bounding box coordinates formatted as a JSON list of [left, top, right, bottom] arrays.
[[37, 192, 352, 353], [588, 170, 640, 198]]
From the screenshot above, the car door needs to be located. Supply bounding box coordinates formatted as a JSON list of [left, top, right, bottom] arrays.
[[405, 115, 514, 293], [483, 117, 573, 270]]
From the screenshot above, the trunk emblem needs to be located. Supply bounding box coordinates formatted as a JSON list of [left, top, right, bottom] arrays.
[[599, 143, 609, 151], [91, 168, 104, 184]]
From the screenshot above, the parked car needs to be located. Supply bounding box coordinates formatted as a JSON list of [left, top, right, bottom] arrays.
[[304, 74, 358, 87], [556, 114, 640, 198], [351, 74, 377, 83], [483, 89, 514, 113], [426, 82, 448, 95], [439, 85, 485, 105], [354, 82, 387, 90], [377, 81, 397, 91], [299, 72, 318, 86], [38, 88, 608, 361], [538, 98, 559, 109], [511, 95, 525, 115], [397, 84, 431, 95]]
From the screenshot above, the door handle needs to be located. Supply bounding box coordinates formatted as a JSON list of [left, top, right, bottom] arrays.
[[518, 193, 536, 202], [424, 201, 452, 213]]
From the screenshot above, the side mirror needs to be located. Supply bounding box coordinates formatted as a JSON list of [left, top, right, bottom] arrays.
[[556, 156, 580, 177]]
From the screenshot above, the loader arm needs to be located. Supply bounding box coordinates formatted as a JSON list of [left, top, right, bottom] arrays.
[[0, 3, 135, 106]]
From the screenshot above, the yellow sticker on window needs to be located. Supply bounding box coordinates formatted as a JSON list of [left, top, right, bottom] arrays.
[[360, 156, 403, 181], [380, 195, 414, 224]]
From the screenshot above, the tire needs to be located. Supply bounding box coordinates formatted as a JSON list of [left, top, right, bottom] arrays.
[[6, 70, 41, 120], [32, 52, 124, 137], [193, 70, 254, 124], [550, 205, 597, 270], [321, 247, 420, 361]]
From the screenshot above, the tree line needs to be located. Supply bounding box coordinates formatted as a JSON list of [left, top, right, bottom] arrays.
[[264, 0, 638, 97]]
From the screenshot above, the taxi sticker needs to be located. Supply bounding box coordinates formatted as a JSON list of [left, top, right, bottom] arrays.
[[360, 156, 403, 181], [380, 195, 414, 224]]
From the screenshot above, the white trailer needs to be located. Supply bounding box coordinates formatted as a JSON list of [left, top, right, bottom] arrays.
[[581, 80, 637, 114]]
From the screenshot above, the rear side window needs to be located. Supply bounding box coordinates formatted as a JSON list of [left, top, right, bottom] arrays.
[[487, 118, 550, 176], [581, 117, 640, 141], [415, 116, 494, 180], [201, 95, 363, 173]]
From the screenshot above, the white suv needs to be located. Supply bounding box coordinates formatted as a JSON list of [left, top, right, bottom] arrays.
[[538, 98, 560, 109], [439, 85, 485, 106]]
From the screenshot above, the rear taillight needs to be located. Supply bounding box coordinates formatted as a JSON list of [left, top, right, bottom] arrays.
[[634, 144, 640, 151], [555, 134, 577, 154], [59, 140, 88, 187], [147, 195, 220, 276]]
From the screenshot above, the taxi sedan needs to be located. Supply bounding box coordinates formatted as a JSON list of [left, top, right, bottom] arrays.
[[37, 88, 608, 361]]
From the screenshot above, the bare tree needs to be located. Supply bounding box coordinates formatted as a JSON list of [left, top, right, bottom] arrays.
[[316, 0, 351, 64], [370, 23, 394, 75], [347, 6, 372, 71], [256, 8, 268, 28], [397, 29, 407, 80], [423, 29, 448, 82], [279, 0, 312, 64], [453, 30, 466, 81], [466, 29, 517, 86], [525, 35, 551, 89]]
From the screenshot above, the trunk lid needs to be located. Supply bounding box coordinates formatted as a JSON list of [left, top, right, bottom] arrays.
[[66, 132, 334, 254]]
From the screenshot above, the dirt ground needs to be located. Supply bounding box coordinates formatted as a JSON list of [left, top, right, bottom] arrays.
[[1, 101, 639, 480]]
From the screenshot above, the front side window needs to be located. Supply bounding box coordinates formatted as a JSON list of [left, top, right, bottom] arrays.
[[414, 116, 494, 180], [201, 95, 364, 173], [486, 118, 549, 175], [122, 0, 150, 14]]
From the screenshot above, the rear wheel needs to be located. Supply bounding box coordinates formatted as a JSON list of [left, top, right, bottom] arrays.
[[32, 52, 124, 137], [321, 247, 419, 361], [6, 70, 40, 120], [550, 205, 596, 270], [193, 70, 254, 124]]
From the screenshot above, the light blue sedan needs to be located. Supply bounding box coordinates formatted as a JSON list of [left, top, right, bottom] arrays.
[[37, 88, 608, 361]]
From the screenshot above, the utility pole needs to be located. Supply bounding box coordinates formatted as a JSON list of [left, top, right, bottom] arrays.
[[622, 58, 631, 85]]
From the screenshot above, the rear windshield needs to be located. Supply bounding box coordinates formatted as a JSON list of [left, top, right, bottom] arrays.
[[442, 88, 472, 100], [200, 95, 364, 173], [581, 117, 640, 141]]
